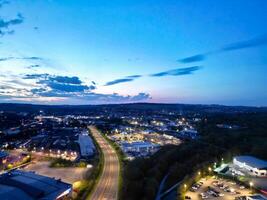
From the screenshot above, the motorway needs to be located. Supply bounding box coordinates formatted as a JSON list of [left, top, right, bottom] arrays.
[[88, 126, 120, 200]]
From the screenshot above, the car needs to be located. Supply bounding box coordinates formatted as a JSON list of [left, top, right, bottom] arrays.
[[200, 193, 208, 199], [235, 196, 247, 200], [189, 188, 195, 192], [207, 190, 213, 195], [212, 193, 219, 197]]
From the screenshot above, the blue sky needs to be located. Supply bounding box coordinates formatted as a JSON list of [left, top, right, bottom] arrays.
[[0, 0, 266, 106]]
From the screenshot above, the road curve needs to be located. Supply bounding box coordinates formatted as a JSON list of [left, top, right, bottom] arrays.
[[89, 126, 119, 200]]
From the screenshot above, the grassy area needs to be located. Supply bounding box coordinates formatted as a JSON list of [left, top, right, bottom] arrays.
[[49, 158, 88, 168], [6, 154, 31, 170]]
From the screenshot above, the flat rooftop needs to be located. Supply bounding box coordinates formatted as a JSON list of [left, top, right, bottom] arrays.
[[0, 170, 71, 200], [234, 156, 267, 170], [122, 141, 159, 148], [78, 131, 95, 157]]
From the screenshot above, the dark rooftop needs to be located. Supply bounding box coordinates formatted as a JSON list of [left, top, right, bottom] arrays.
[[0, 170, 71, 200]]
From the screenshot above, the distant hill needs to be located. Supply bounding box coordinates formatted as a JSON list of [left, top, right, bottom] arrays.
[[0, 103, 266, 114]]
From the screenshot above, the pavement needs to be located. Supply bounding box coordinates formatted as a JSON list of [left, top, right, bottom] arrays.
[[185, 176, 252, 200], [23, 161, 89, 184], [89, 126, 119, 200]]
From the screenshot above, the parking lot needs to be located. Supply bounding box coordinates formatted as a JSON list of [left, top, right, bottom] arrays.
[[185, 176, 252, 200], [23, 161, 90, 184]]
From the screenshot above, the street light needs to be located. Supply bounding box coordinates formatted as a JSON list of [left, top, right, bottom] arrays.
[[184, 184, 187, 189], [198, 171, 201, 176], [208, 167, 212, 174]]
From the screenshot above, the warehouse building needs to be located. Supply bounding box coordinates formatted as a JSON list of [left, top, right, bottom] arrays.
[[78, 130, 95, 158], [0, 170, 72, 200], [233, 156, 267, 177], [121, 141, 160, 153]]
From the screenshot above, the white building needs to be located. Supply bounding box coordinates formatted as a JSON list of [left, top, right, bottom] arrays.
[[233, 156, 267, 177], [78, 131, 95, 157], [121, 141, 159, 153]]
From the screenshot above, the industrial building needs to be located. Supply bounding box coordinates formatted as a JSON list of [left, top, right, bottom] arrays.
[[78, 130, 95, 158], [233, 156, 267, 177], [121, 141, 160, 154], [0, 170, 72, 200]]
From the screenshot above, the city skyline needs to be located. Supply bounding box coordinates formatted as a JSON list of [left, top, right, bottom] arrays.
[[0, 0, 267, 106]]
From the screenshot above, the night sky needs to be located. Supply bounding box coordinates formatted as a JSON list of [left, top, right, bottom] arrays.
[[0, 0, 266, 106]]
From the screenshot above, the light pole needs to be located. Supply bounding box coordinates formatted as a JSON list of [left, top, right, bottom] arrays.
[[184, 184, 187, 192], [208, 167, 212, 175], [249, 181, 253, 191]]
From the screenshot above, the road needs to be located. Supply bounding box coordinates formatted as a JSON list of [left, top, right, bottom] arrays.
[[89, 126, 119, 200]]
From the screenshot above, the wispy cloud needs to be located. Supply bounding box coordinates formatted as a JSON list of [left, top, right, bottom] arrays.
[[178, 35, 267, 63], [0, 0, 9, 8], [25, 64, 40, 69], [78, 92, 151, 103], [0, 56, 43, 62], [105, 78, 134, 86], [126, 75, 142, 78], [178, 54, 206, 63], [221, 35, 267, 51], [105, 66, 202, 86], [0, 13, 24, 36], [150, 66, 201, 77]]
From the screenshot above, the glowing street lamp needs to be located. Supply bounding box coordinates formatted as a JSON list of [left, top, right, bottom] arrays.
[[198, 171, 201, 176], [249, 182, 254, 188], [184, 184, 187, 190], [208, 167, 212, 173]]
